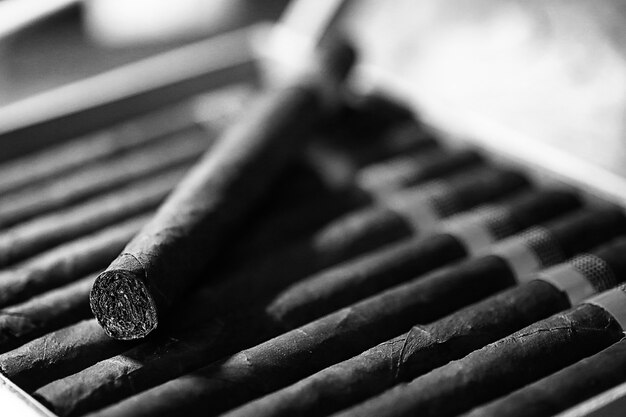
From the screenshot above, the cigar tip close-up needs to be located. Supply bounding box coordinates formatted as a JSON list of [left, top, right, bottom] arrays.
[[90, 267, 158, 340]]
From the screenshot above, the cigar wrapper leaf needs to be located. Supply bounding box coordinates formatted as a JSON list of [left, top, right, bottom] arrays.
[[0, 275, 97, 353]]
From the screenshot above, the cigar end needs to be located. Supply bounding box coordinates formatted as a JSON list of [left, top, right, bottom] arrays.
[[90, 270, 158, 340]]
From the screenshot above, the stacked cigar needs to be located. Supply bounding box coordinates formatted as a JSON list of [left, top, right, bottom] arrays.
[[0, 39, 625, 417]]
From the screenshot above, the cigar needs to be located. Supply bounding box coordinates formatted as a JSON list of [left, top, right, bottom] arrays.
[[0, 127, 209, 229], [0, 167, 186, 267], [0, 274, 97, 353], [464, 338, 626, 417], [27, 189, 579, 417], [81, 207, 626, 417], [0, 320, 130, 391], [89, 39, 357, 340], [356, 148, 483, 194], [334, 282, 626, 417], [0, 215, 149, 307], [227, 237, 626, 417], [266, 189, 580, 327]]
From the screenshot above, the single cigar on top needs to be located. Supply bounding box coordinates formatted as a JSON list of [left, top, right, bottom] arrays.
[[229, 237, 626, 417], [0, 215, 149, 308], [0, 274, 97, 353], [464, 337, 626, 416], [24, 189, 579, 417], [0, 127, 209, 229], [266, 189, 581, 327], [91, 166, 523, 340], [83, 208, 626, 417], [334, 269, 626, 417], [89, 38, 357, 341]]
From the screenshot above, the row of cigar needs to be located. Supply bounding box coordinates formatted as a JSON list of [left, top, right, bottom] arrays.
[[1, 43, 626, 417]]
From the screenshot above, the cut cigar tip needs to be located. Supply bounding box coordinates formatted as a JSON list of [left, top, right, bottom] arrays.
[[90, 270, 158, 340]]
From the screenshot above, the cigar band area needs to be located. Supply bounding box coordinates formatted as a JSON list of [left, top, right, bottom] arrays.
[[486, 227, 561, 278], [90, 255, 158, 340], [585, 286, 626, 332], [380, 182, 447, 233], [441, 214, 497, 255], [533, 255, 610, 305]]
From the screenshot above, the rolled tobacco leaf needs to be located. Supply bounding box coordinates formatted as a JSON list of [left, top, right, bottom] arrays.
[[90, 39, 357, 340], [0, 274, 97, 353], [464, 337, 626, 417], [0, 215, 149, 308], [82, 207, 625, 417], [335, 278, 626, 417], [227, 236, 626, 417], [0, 320, 133, 392]]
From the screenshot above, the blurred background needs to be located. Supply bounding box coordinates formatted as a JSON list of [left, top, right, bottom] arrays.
[[0, 0, 625, 196], [0, 0, 288, 105]]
